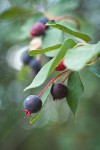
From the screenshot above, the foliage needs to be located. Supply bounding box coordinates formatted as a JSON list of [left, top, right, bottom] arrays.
[[24, 20, 100, 123], [0, 0, 100, 150]]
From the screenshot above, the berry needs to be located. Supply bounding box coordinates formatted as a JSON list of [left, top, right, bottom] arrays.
[[51, 83, 68, 100], [29, 38, 42, 50], [39, 16, 49, 24], [30, 22, 45, 37], [55, 59, 66, 71], [21, 50, 33, 65], [29, 59, 41, 74], [23, 95, 42, 115], [38, 17, 49, 29]]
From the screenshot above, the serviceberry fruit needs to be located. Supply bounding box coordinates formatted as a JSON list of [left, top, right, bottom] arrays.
[[30, 22, 45, 37], [39, 16, 49, 24], [55, 59, 66, 71], [21, 50, 33, 65], [23, 95, 42, 115], [29, 59, 41, 74], [51, 83, 68, 100]]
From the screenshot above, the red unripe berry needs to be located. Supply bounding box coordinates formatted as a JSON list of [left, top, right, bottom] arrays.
[[30, 22, 46, 37], [55, 59, 66, 71], [51, 83, 68, 100]]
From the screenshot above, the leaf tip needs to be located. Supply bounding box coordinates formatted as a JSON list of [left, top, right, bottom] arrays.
[[23, 87, 29, 92]]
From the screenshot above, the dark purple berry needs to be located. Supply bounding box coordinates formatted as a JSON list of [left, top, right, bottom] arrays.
[[39, 17, 49, 29], [51, 83, 68, 100], [23, 95, 42, 114], [39, 16, 49, 24], [29, 59, 41, 74], [21, 50, 33, 65], [30, 22, 45, 37]]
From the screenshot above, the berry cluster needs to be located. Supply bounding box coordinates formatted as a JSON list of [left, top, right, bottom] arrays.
[[21, 17, 50, 76], [30, 16, 49, 37], [22, 16, 69, 117], [23, 82, 68, 116], [21, 50, 41, 76], [23, 67, 70, 116]]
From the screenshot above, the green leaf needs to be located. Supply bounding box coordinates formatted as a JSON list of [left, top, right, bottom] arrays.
[[42, 28, 62, 57], [89, 59, 100, 78], [47, 20, 91, 42], [24, 38, 76, 91], [29, 44, 62, 56], [30, 85, 52, 124], [67, 72, 84, 114], [0, 7, 33, 20], [43, 28, 62, 47], [64, 41, 100, 71]]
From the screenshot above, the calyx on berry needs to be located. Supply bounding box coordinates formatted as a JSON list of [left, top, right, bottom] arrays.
[[55, 59, 66, 71], [30, 22, 45, 37], [51, 82, 68, 100], [23, 95, 42, 115]]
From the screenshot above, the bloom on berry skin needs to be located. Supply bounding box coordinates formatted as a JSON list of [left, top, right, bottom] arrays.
[[23, 95, 42, 116], [51, 83, 68, 100]]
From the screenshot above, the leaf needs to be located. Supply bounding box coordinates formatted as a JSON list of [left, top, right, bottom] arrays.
[[29, 44, 62, 56], [66, 72, 84, 114], [88, 59, 100, 78], [45, 49, 60, 57], [64, 41, 100, 71], [47, 20, 91, 42], [43, 28, 62, 47], [0, 7, 33, 20], [30, 85, 52, 124], [43, 28, 62, 57], [24, 38, 76, 91]]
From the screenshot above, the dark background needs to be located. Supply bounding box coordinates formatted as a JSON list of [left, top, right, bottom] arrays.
[[0, 0, 100, 150]]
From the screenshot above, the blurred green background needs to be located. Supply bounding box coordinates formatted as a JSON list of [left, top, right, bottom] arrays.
[[0, 0, 100, 150]]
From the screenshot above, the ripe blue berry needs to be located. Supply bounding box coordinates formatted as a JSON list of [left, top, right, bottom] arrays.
[[21, 50, 33, 65], [30, 22, 45, 37], [51, 83, 68, 100], [23, 95, 42, 114], [29, 59, 41, 74], [39, 16, 49, 24]]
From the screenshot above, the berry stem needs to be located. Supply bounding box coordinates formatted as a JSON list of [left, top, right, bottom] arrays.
[[51, 15, 80, 29], [38, 70, 70, 97], [62, 70, 72, 83]]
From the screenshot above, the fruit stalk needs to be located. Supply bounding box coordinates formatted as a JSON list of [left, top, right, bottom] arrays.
[[38, 70, 71, 97], [51, 15, 80, 29], [62, 70, 72, 83]]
